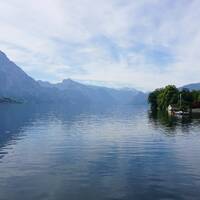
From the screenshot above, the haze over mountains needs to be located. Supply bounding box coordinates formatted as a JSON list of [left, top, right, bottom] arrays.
[[181, 83, 200, 91], [0, 50, 147, 105]]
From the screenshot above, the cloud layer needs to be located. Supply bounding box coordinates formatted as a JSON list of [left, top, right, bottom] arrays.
[[0, 0, 200, 90]]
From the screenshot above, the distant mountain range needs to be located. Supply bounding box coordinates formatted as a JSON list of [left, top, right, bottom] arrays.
[[0, 50, 147, 105], [181, 83, 200, 91]]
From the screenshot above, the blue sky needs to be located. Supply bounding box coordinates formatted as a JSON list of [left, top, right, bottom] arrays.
[[0, 0, 200, 91]]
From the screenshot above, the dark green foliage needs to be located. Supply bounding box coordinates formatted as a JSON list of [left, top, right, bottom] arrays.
[[148, 85, 200, 111], [180, 88, 193, 110], [148, 88, 162, 110], [191, 90, 200, 102], [157, 85, 179, 110]]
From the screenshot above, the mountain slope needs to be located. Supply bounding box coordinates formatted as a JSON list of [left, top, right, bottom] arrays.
[[38, 79, 147, 105], [0, 51, 41, 100], [0, 50, 147, 104], [0, 51, 74, 103], [181, 83, 200, 90]]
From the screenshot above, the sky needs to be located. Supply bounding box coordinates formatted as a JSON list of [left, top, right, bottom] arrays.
[[0, 0, 200, 91]]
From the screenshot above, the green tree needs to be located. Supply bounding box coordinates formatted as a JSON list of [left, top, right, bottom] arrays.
[[157, 85, 179, 110], [149, 85, 179, 110], [148, 85, 200, 111], [191, 90, 200, 102], [148, 88, 163, 110], [179, 88, 193, 109]]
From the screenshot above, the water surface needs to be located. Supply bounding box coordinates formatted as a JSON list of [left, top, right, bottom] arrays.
[[0, 104, 200, 200]]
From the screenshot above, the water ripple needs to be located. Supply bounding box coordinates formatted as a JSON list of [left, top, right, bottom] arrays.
[[0, 105, 200, 200]]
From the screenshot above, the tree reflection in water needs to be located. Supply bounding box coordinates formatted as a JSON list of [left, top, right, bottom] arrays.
[[148, 110, 200, 134]]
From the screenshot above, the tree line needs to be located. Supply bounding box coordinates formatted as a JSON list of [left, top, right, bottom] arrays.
[[148, 85, 200, 111]]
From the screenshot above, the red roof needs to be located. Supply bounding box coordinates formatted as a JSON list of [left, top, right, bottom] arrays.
[[192, 102, 200, 109]]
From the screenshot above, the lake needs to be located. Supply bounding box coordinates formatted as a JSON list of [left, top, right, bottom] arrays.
[[0, 104, 200, 200]]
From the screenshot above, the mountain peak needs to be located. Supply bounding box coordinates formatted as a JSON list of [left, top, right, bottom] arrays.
[[0, 50, 147, 104], [0, 50, 6, 56], [61, 78, 83, 86], [0, 50, 9, 63], [62, 78, 74, 83]]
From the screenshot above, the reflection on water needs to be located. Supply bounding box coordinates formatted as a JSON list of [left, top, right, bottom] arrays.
[[149, 110, 200, 134], [0, 104, 200, 200]]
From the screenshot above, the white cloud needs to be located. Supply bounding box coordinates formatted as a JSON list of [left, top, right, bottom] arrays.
[[0, 0, 200, 90]]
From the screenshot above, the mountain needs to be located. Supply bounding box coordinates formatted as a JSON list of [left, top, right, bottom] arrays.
[[0, 51, 41, 100], [0, 50, 147, 104], [0, 51, 77, 103], [181, 83, 200, 91], [38, 79, 147, 105]]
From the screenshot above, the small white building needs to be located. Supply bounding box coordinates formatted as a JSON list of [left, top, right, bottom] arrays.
[[167, 105, 173, 112], [167, 104, 178, 115]]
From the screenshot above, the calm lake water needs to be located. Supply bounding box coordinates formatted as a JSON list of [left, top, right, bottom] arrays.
[[0, 104, 200, 200]]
